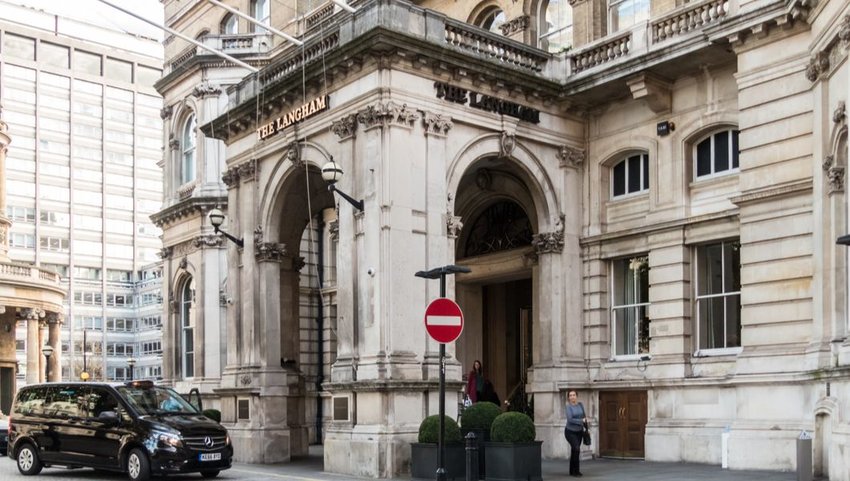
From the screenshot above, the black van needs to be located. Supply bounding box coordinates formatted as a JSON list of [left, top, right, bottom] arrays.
[[7, 381, 232, 480]]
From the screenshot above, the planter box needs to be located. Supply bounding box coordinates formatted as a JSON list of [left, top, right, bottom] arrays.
[[483, 441, 542, 481], [410, 443, 466, 481]]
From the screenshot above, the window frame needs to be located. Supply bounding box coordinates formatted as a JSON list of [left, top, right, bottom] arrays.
[[610, 152, 650, 199], [610, 255, 651, 359], [180, 280, 194, 379], [608, 0, 650, 33], [538, 0, 573, 53], [694, 239, 742, 355], [252, 0, 270, 32], [180, 114, 197, 185], [221, 14, 238, 34], [693, 129, 740, 181]]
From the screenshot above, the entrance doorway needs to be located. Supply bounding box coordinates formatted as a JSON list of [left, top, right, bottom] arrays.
[[599, 390, 647, 458]]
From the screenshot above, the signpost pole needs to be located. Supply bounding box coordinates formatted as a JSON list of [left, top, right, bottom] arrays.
[[415, 265, 471, 481], [438, 273, 446, 481]]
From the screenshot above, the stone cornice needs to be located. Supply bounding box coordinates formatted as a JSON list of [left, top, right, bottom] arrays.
[[580, 209, 740, 246], [729, 178, 812, 205], [150, 196, 226, 228]]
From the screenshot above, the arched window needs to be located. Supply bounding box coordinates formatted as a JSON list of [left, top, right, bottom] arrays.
[[221, 14, 238, 35], [180, 114, 197, 185], [464, 201, 533, 257], [253, 0, 270, 32], [694, 129, 739, 180], [611, 152, 649, 198], [539, 0, 573, 52], [180, 279, 194, 378], [476, 7, 507, 34]]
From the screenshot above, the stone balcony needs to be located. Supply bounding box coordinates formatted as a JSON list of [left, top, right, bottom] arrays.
[[0, 261, 65, 313]]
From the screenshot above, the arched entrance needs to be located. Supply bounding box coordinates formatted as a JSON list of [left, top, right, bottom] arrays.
[[453, 157, 540, 413], [262, 155, 336, 455]]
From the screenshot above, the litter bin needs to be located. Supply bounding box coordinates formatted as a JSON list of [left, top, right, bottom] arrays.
[[796, 431, 812, 481]]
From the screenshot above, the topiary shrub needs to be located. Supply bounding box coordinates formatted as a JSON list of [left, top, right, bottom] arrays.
[[460, 401, 502, 434], [418, 415, 462, 444], [490, 412, 535, 443], [202, 409, 222, 423]]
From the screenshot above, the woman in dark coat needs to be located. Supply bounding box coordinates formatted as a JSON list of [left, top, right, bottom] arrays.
[[465, 360, 484, 403]]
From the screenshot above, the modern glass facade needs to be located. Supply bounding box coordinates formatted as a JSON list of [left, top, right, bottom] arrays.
[[0, 1, 164, 385]]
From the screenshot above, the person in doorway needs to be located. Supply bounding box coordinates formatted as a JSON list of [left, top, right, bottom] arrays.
[[465, 360, 485, 403], [564, 389, 587, 477]]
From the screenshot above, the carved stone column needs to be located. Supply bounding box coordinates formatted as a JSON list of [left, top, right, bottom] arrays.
[[47, 313, 62, 381], [532, 221, 566, 363]]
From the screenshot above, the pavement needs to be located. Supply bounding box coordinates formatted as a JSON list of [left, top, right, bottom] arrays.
[[0, 446, 807, 480]]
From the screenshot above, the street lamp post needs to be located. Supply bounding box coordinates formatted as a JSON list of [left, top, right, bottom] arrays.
[[208, 208, 244, 247], [321, 158, 364, 211], [127, 357, 137, 381], [42, 344, 54, 382]]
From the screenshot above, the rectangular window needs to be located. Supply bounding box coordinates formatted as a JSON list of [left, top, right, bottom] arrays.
[[696, 240, 741, 351], [74, 50, 102, 76], [40, 42, 70, 69], [611, 154, 649, 199], [105, 57, 133, 83], [609, 0, 650, 32], [611, 256, 650, 356], [3, 33, 35, 60]]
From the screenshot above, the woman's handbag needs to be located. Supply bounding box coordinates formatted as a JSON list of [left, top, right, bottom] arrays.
[[582, 422, 591, 445]]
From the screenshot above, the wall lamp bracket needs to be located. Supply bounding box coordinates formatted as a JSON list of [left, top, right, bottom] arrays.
[[209, 208, 244, 248], [322, 159, 364, 212], [837, 234, 850, 245]]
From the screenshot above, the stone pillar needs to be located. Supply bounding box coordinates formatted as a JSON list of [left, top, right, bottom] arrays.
[[160, 247, 175, 383], [24, 309, 40, 385], [47, 313, 62, 382]]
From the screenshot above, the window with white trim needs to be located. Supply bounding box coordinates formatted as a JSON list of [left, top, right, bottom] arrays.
[[694, 129, 739, 179], [611, 256, 650, 356], [476, 7, 506, 33], [539, 0, 573, 53], [181, 279, 195, 378], [611, 153, 649, 198], [180, 114, 197, 185], [221, 14, 238, 34], [252, 0, 270, 32], [695, 240, 741, 351]]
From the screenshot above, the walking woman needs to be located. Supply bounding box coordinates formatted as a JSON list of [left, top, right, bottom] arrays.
[[465, 360, 484, 403], [564, 389, 586, 477]]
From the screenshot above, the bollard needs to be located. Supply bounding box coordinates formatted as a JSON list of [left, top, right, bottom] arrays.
[[797, 431, 812, 481], [465, 432, 478, 481]]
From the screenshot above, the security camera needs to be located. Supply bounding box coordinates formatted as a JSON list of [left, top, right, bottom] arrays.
[[226, 297, 233, 304], [367, 267, 376, 277]]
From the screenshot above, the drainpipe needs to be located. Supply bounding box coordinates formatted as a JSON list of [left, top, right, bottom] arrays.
[[315, 217, 324, 444]]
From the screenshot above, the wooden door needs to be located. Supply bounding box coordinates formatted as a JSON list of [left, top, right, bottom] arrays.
[[599, 390, 647, 458]]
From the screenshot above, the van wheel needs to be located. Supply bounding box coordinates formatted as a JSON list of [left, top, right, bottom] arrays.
[[200, 470, 220, 478], [126, 448, 151, 481], [16, 443, 43, 476]]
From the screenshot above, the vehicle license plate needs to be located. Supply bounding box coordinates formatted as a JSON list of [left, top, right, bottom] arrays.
[[199, 453, 222, 462]]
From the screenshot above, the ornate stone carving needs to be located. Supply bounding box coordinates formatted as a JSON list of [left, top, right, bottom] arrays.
[[839, 14, 850, 48], [823, 154, 834, 173], [221, 167, 239, 188], [806, 50, 830, 81], [253, 225, 264, 249], [447, 215, 463, 239], [328, 220, 339, 241], [160, 105, 173, 120], [285, 142, 302, 167], [532, 215, 565, 254], [499, 15, 530, 37], [159, 246, 173, 259], [293, 256, 307, 272], [240, 375, 252, 386], [834, 101, 846, 124], [172, 238, 199, 258], [45, 312, 62, 325], [193, 234, 223, 248], [179, 257, 188, 269], [21, 308, 44, 321], [192, 82, 222, 99], [827, 166, 845, 192], [168, 137, 180, 150], [499, 131, 517, 158], [256, 242, 288, 261], [422, 112, 453, 136], [237, 159, 258, 181], [356, 101, 419, 130], [558, 145, 586, 168], [331, 113, 358, 140]]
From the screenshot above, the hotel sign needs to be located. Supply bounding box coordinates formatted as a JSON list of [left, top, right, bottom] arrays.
[[434, 82, 540, 124], [256, 95, 329, 141]]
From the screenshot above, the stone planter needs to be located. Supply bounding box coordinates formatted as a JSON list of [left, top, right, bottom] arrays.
[[410, 442, 466, 481], [483, 441, 542, 481]]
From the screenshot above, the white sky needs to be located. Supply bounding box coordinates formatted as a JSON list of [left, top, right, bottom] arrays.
[[8, 0, 164, 39]]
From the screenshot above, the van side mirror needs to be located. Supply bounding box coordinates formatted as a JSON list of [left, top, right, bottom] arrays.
[[97, 410, 119, 424]]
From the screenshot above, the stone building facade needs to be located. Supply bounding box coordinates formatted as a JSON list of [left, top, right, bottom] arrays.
[[154, 0, 850, 478]]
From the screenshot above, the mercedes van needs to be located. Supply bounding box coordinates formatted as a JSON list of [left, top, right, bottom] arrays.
[[7, 381, 232, 480]]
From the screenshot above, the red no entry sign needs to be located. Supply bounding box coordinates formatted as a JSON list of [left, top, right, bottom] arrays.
[[424, 298, 464, 343]]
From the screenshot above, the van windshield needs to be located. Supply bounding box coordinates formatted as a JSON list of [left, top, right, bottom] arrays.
[[116, 386, 198, 415]]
